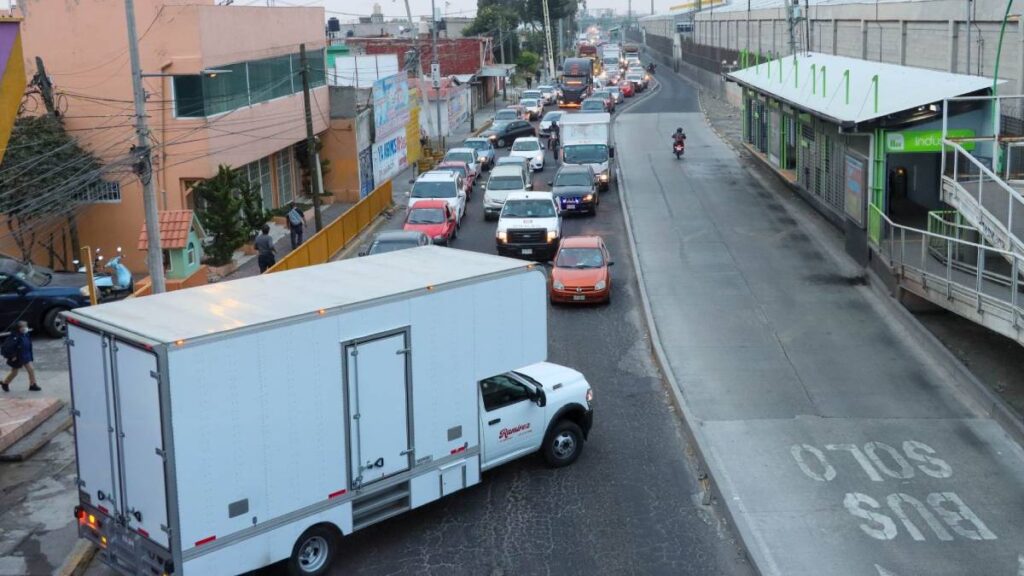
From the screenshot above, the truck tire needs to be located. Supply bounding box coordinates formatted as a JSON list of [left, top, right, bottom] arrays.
[[43, 307, 68, 338], [287, 524, 338, 576], [542, 420, 584, 468]]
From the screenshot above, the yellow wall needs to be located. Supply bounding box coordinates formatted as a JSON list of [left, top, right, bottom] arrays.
[[406, 88, 422, 165], [322, 118, 361, 203]]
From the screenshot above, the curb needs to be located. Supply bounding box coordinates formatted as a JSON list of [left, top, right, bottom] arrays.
[[54, 540, 97, 576], [470, 119, 492, 137]]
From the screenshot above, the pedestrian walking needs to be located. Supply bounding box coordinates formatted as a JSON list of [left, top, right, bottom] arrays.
[[254, 224, 276, 274], [525, 75, 532, 89], [1, 321, 40, 392], [286, 202, 305, 249]]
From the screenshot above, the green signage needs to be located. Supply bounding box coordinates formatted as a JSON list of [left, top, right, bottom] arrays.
[[885, 129, 975, 153]]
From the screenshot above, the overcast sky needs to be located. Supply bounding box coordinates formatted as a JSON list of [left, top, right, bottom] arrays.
[[319, 0, 672, 20]]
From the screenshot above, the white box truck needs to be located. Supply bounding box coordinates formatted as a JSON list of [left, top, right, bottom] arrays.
[[559, 112, 615, 191], [66, 247, 594, 576]]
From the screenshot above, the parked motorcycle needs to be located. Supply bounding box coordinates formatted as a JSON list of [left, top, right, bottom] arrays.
[[75, 247, 134, 301]]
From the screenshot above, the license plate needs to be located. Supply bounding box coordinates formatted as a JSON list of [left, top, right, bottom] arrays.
[[573, 295, 586, 301], [521, 248, 533, 255]]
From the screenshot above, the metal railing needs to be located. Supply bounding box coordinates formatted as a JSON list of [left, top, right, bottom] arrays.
[[940, 139, 1024, 255], [267, 180, 393, 274], [871, 204, 1024, 341]]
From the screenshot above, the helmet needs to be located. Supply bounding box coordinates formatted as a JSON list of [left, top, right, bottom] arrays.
[[676, 127, 683, 133]]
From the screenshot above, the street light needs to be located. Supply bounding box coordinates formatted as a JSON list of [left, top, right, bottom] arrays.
[[141, 68, 233, 78]]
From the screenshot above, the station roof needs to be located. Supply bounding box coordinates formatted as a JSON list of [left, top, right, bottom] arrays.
[[726, 52, 997, 126]]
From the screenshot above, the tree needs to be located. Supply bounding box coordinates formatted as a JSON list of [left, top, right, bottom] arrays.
[[0, 115, 101, 264], [515, 50, 541, 80], [189, 165, 251, 266]]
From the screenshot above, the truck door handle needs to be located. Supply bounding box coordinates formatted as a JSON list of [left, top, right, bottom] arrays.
[[488, 418, 501, 425]]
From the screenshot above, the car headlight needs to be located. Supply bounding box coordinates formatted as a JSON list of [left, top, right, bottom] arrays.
[[79, 286, 90, 297], [497, 231, 507, 243], [478, 156, 487, 163], [553, 279, 565, 290], [584, 194, 594, 201], [594, 280, 606, 290], [489, 134, 497, 140], [535, 154, 544, 163], [546, 230, 557, 243], [599, 172, 609, 182]]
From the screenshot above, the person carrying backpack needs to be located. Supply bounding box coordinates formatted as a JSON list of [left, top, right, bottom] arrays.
[[1, 321, 40, 392], [286, 202, 305, 249]]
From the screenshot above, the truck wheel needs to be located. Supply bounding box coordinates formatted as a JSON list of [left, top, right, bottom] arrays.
[[542, 420, 584, 468], [43, 307, 68, 338], [287, 525, 338, 576]]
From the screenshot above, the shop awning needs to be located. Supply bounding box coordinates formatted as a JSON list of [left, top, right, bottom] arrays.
[[727, 52, 1000, 126]]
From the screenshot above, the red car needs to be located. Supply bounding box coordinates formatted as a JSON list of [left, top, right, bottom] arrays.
[[435, 160, 476, 200], [620, 82, 635, 98], [549, 235, 613, 304], [404, 200, 458, 246]]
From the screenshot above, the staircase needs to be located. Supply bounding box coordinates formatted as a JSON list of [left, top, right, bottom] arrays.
[[871, 206, 1024, 346]]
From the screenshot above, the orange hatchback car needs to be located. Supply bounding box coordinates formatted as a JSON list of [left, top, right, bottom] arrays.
[[549, 236, 613, 304]]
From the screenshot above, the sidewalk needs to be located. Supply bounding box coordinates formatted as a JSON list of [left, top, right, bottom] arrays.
[[616, 68, 1024, 575]]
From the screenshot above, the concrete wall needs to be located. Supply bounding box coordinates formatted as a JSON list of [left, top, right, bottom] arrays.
[[642, 0, 1024, 91]]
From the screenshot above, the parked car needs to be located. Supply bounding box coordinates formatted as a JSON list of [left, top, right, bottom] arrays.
[[493, 108, 520, 123], [580, 97, 609, 113], [620, 81, 635, 97], [403, 200, 458, 246], [509, 136, 546, 172], [481, 119, 537, 148], [0, 258, 90, 337], [549, 164, 599, 215], [435, 160, 475, 200], [538, 84, 558, 104], [483, 164, 532, 220], [409, 170, 467, 225], [359, 230, 432, 256], [539, 111, 563, 137], [549, 235, 613, 304], [496, 192, 562, 261], [442, 147, 480, 178], [463, 137, 496, 170], [520, 98, 544, 121]]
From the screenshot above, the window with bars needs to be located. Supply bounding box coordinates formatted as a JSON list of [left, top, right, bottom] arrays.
[[75, 180, 122, 203], [276, 151, 294, 206], [172, 50, 326, 117], [245, 159, 274, 209]]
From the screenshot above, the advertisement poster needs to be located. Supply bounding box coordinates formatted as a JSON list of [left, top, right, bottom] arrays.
[[372, 74, 410, 138], [358, 147, 374, 198], [372, 131, 408, 185], [844, 154, 866, 227]]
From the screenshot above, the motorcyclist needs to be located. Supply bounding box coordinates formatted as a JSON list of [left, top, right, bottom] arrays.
[[647, 62, 656, 74], [671, 127, 686, 146], [549, 120, 561, 153]]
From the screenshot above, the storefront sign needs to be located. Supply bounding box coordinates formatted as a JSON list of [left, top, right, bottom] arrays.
[[358, 147, 374, 198], [844, 154, 866, 227], [371, 131, 408, 184], [885, 129, 975, 153], [372, 74, 410, 138]]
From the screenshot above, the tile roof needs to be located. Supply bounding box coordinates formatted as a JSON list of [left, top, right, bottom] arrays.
[[138, 210, 197, 251]]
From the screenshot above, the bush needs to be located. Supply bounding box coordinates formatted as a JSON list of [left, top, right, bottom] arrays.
[[191, 165, 261, 266]]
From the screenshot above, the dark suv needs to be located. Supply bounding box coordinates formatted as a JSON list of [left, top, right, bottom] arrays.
[[550, 164, 599, 215], [482, 120, 536, 148], [0, 259, 90, 337]]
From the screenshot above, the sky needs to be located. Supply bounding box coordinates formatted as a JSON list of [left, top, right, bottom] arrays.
[[317, 0, 672, 20]]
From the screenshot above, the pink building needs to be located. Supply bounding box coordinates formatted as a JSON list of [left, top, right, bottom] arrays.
[[11, 0, 328, 273]]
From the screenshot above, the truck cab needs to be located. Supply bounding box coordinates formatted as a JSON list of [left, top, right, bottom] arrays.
[[496, 191, 562, 261], [479, 362, 593, 470], [559, 112, 615, 191]]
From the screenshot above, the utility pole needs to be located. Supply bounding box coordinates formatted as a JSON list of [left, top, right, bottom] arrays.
[[557, 18, 564, 77], [124, 0, 165, 294], [542, 0, 556, 78], [33, 57, 57, 117], [966, 0, 972, 74], [430, 0, 444, 148], [300, 44, 324, 232], [498, 17, 507, 102]]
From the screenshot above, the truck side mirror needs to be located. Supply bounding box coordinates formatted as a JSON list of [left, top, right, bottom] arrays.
[[609, 146, 616, 158], [534, 388, 547, 408]]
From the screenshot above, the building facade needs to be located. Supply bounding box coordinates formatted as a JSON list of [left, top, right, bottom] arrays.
[[11, 0, 328, 273]]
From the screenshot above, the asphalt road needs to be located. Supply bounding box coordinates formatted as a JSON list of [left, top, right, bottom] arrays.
[[82, 79, 752, 576], [311, 83, 750, 575]]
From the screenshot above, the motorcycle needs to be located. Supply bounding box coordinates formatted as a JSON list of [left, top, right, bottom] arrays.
[[75, 247, 134, 301], [673, 140, 685, 159], [549, 131, 560, 155], [647, 63, 656, 75]]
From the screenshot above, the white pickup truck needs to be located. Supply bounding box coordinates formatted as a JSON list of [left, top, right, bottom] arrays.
[[66, 247, 592, 576], [496, 191, 562, 261]]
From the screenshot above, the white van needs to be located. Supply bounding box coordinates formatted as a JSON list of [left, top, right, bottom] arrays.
[[496, 192, 562, 261], [483, 164, 531, 220]]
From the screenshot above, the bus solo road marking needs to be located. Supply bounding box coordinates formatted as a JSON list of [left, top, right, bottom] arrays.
[[789, 440, 996, 542]]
